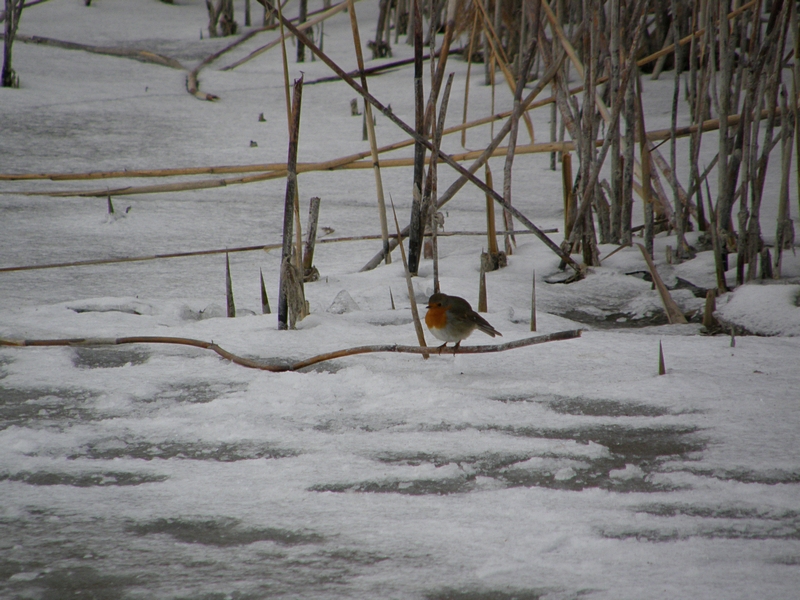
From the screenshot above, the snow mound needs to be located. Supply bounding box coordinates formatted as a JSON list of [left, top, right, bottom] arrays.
[[716, 283, 800, 336]]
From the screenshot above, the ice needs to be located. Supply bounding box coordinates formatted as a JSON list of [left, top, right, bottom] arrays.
[[1, 0, 799, 599]]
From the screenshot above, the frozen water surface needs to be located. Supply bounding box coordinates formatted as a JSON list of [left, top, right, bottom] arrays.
[[1, 1, 799, 599]]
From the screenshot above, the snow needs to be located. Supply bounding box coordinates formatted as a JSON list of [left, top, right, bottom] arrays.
[[1, 1, 799, 599]]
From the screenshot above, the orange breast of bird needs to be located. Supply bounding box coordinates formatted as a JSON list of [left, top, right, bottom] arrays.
[[425, 305, 448, 330]]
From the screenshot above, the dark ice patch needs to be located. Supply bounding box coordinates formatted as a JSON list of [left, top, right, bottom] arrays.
[[72, 347, 150, 369], [128, 517, 323, 547]]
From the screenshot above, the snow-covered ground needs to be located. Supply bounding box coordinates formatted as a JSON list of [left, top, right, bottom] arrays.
[[1, 1, 799, 598]]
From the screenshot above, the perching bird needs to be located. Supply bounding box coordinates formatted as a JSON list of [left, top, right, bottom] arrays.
[[425, 292, 502, 351]]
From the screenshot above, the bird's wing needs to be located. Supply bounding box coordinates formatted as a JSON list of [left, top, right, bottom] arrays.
[[470, 313, 502, 337]]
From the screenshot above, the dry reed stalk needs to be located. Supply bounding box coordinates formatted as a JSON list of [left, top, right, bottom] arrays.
[[478, 260, 487, 313], [562, 152, 575, 238], [793, 0, 800, 228], [302, 196, 321, 280], [576, 0, 600, 266], [390, 198, 429, 358], [422, 0, 456, 135], [273, 0, 304, 277], [461, 8, 480, 148], [658, 341, 666, 375], [485, 164, 499, 255], [424, 72, 453, 289], [474, 0, 535, 142], [636, 72, 655, 257], [278, 77, 303, 330], [407, 0, 425, 275], [530, 269, 537, 332], [563, 0, 648, 252], [745, 0, 792, 280], [0, 330, 582, 372], [347, 0, 391, 264], [650, 21, 675, 81], [669, 0, 691, 260], [704, 174, 728, 293], [542, 0, 610, 122], [305, 51, 443, 85], [296, 0, 308, 63], [501, 3, 540, 256], [712, 0, 734, 262], [702, 289, 717, 330], [609, 0, 622, 242]]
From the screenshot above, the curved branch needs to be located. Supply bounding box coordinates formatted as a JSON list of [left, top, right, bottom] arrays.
[[0, 330, 582, 372]]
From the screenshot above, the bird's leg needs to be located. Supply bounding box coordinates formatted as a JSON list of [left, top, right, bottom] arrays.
[[437, 342, 448, 355], [453, 340, 461, 355]]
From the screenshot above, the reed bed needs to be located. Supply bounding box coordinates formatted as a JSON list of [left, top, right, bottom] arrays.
[[2, 0, 798, 308]]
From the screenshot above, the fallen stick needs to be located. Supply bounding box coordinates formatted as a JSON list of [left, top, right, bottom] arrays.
[[0, 229, 558, 274], [14, 34, 185, 69], [0, 329, 582, 372]]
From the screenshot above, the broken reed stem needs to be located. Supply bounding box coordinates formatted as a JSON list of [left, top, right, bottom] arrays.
[[636, 243, 687, 324], [530, 269, 536, 332], [225, 253, 236, 318], [302, 196, 321, 272], [347, 0, 391, 265], [260, 268, 271, 314], [0, 330, 582, 372], [702, 289, 717, 330], [478, 261, 487, 313], [278, 76, 304, 331]]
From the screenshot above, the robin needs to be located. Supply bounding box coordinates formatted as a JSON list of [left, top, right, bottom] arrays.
[[425, 292, 502, 351]]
